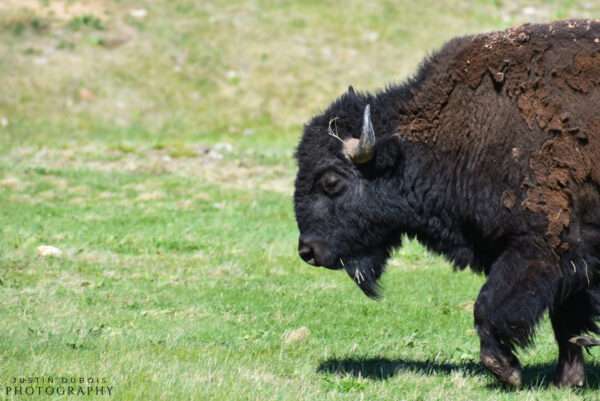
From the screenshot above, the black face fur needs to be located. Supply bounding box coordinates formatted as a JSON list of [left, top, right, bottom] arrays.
[[294, 90, 404, 298]]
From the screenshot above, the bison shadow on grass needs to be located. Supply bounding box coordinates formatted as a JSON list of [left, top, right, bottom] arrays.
[[317, 356, 600, 389]]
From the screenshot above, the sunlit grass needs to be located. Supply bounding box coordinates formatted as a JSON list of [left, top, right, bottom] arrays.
[[2, 1, 600, 400]]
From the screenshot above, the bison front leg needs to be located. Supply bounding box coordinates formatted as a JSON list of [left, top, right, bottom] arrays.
[[474, 245, 559, 388]]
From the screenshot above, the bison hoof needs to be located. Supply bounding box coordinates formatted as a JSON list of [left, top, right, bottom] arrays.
[[481, 353, 522, 388], [554, 363, 585, 388]]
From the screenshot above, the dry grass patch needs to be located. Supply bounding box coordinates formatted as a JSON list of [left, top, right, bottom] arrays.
[[0, 0, 111, 21], [3, 144, 294, 194], [0, 175, 26, 190]]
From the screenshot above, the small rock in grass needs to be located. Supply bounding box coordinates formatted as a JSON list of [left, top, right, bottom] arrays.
[[129, 8, 148, 19], [37, 245, 63, 258], [282, 326, 311, 344], [522, 6, 537, 16], [214, 142, 233, 153], [208, 150, 223, 160], [363, 31, 379, 43]]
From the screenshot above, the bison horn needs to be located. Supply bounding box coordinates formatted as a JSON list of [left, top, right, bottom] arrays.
[[343, 104, 376, 164]]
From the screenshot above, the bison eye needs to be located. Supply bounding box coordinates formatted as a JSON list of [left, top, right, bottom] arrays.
[[319, 172, 344, 196]]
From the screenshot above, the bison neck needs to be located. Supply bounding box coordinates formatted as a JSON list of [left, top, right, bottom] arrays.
[[374, 36, 538, 272], [390, 140, 513, 274]]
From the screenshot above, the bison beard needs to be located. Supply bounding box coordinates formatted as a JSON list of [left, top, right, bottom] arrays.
[[294, 20, 600, 388], [342, 249, 390, 299]]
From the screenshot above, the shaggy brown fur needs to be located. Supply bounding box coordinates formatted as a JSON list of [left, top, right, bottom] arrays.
[[396, 19, 600, 251]]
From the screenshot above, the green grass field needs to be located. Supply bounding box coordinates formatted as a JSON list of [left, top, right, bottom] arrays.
[[3, 1, 600, 400]]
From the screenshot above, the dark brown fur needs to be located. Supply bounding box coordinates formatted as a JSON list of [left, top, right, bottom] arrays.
[[395, 20, 600, 252]]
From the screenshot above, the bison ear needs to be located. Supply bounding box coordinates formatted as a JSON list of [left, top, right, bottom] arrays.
[[355, 137, 401, 178]]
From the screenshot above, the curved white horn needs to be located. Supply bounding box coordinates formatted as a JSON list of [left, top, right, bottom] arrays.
[[345, 104, 376, 164]]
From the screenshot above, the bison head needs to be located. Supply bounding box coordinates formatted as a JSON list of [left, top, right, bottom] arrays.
[[294, 88, 405, 298]]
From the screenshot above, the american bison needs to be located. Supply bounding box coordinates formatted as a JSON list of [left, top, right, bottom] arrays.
[[293, 20, 600, 388]]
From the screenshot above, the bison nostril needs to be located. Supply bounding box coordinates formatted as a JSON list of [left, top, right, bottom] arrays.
[[298, 238, 317, 265]]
